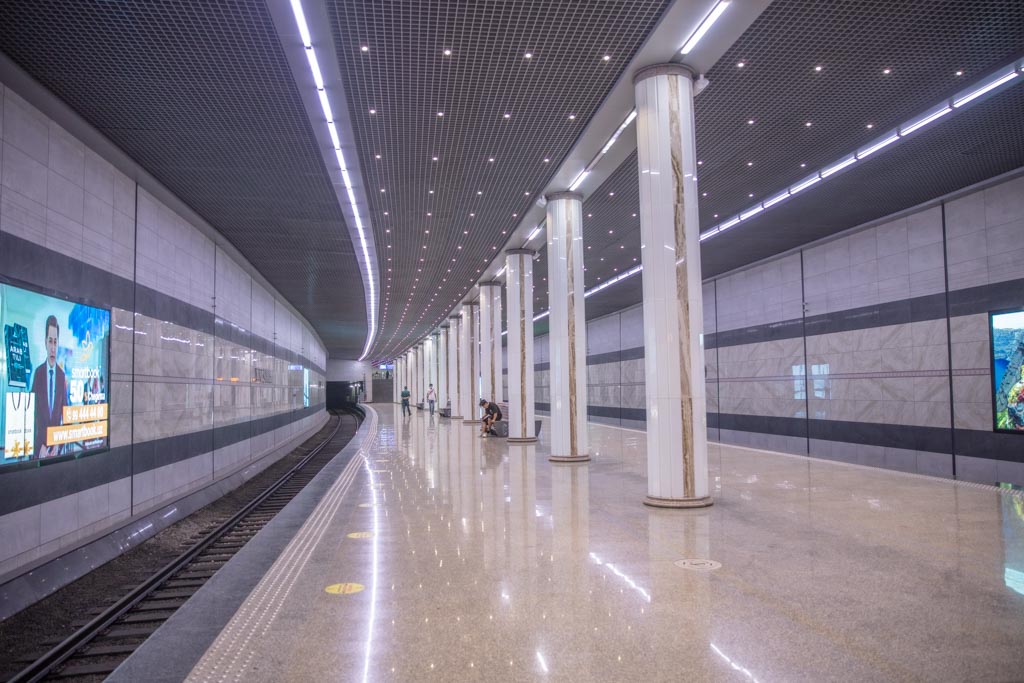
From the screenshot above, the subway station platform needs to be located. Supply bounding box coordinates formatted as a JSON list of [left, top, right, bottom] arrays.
[[110, 405, 1024, 682]]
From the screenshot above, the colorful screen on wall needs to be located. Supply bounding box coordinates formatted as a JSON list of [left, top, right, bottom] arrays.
[[992, 309, 1024, 433], [1, 283, 111, 466]]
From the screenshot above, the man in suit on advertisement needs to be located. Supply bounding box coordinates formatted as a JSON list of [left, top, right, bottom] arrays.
[[32, 315, 66, 459]]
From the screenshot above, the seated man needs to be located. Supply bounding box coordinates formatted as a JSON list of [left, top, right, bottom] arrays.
[[479, 398, 502, 437]]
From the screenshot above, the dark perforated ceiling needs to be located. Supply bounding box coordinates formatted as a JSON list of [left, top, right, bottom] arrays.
[[531, 0, 1024, 329], [324, 0, 673, 360], [0, 0, 367, 357]]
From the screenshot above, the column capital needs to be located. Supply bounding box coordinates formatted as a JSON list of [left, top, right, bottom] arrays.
[[440, 323, 450, 329], [544, 190, 582, 203], [478, 281, 501, 289], [448, 314, 461, 321], [462, 301, 478, 308], [633, 63, 695, 84], [505, 248, 535, 257]]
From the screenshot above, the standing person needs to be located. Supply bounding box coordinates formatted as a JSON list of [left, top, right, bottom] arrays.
[[400, 385, 412, 416], [31, 314, 67, 459], [426, 383, 437, 415], [479, 398, 502, 437]]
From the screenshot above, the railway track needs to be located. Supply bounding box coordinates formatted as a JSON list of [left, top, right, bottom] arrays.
[[7, 408, 362, 683]]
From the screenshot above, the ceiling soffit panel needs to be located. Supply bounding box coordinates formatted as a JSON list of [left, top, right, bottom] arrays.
[[0, 0, 366, 357], [324, 0, 673, 361]]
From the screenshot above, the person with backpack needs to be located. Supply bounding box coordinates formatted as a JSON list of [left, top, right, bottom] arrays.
[[479, 398, 502, 437], [400, 386, 412, 416]]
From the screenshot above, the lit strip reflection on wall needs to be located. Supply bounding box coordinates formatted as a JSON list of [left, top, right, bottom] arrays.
[[290, 0, 378, 360], [699, 59, 1022, 243]]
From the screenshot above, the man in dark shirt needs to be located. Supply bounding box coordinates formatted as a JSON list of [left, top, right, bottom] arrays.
[[479, 398, 502, 437], [400, 386, 412, 416], [31, 315, 66, 458]]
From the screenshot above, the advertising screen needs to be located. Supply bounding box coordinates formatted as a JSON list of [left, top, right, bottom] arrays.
[[1, 283, 110, 466], [992, 309, 1024, 433]]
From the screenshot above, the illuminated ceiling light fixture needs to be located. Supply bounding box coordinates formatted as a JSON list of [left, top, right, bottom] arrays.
[[527, 226, 542, 241], [680, 1, 731, 55], [952, 68, 1018, 107], [698, 57, 1023, 243], [290, 0, 377, 359], [601, 109, 638, 154]]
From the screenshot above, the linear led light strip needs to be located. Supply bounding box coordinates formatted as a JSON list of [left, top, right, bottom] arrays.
[[699, 59, 1023, 243], [290, 0, 378, 360]]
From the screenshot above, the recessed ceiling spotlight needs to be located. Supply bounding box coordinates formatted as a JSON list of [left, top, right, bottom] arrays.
[[432, 156, 438, 161], [697, 160, 703, 165], [524, 52, 533, 59], [603, 55, 611, 61], [632, 213, 637, 217], [713, 213, 719, 218], [429, 190, 434, 194], [800, 163, 806, 167], [543, 157, 550, 163], [746, 161, 753, 167], [437, 111, 444, 117], [702, 192, 708, 197], [375, 154, 381, 159], [747, 119, 755, 125], [748, 193, 754, 198], [361, 46, 369, 52], [513, 213, 518, 217], [736, 61, 745, 68], [955, 70, 963, 76], [814, 65, 822, 72], [568, 114, 576, 120], [866, 123, 874, 129], [380, 188, 386, 192], [609, 229, 614, 234], [488, 158, 495, 163], [882, 68, 891, 75], [477, 191, 482, 195], [369, 108, 377, 114], [469, 213, 475, 218], [383, 211, 389, 215], [805, 121, 812, 127], [443, 49, 452, 56]]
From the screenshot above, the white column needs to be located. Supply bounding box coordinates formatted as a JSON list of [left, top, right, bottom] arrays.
[[431, 332, 440, 398], [417, 342, 426, 407], [635, 63, 711, 508], [438, 325, 449, 412], [545, 191, 589, 462], [505, 249, 537, 442], [478, 282, 500, 403], [364, 366, 373, 402], [459, 302, 478, 424], [425, 335, 436, 402], [489, 282, 502, 403], [393, 358, 400, 403], [448, 314, 464, 419], [473, 303, 483, 410]]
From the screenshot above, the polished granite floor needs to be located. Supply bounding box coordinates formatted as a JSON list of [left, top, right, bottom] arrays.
[[185, 405, 1024, 682]]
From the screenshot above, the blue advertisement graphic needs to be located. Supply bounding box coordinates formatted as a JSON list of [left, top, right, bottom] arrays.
[[1, 283, 111, 465]]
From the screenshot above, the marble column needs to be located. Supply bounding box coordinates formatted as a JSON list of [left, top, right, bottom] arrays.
[[393, 358, 400, 403], [459, 302, 478, 424], [438, 325, 449, 412], [415, 342, 424, 408], [478, 282, 501, 403], [545, 191, 589, 462], [634, 63, 711, 508], [505, 249, 537, 442], [448, 314, 464, 419], [426, 334, 437, 401], [473, 302, 483, 411]]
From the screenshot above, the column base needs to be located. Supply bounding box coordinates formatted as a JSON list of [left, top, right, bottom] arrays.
[[462, 419, 479, 426], [643, 495, 713, 509], [548, 454, 590, 463], [448, 415, 464, 421], [508, 437, 538, 444]]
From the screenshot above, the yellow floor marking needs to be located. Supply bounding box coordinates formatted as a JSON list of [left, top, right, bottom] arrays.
[[346, 531, 373, 539], [325, 582, 365, 595]]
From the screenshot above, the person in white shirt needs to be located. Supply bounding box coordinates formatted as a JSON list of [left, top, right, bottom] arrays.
[[426, 384, 437, 415]]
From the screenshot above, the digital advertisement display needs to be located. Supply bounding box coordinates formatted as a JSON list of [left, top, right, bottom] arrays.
[[992, 309, 1024, 433], [1, 283, 110, 466]]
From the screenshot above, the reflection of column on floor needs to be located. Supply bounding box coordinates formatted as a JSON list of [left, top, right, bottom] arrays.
[[508, 444, 537, 574], [455, 426, 477, 545], [426, 418, 439, 490], [648, 513, 711, 669], [438, 428, 450, 503], [480, 442, 506, 571], [551, 462, 591, 677]]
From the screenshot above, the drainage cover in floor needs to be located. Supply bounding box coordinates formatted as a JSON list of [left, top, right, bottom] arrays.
[[674, 559, 721, 571]]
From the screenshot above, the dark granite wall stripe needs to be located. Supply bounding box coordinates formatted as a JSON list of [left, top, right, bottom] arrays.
[[0, 402, 326, 517], [947, 277, 1024, 318], [0, 233, 326, 375]]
